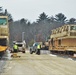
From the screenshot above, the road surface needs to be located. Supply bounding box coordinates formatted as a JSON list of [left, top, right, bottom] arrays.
[[0, 50, 76, 75]]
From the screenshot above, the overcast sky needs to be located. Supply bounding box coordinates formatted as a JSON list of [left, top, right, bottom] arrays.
[[0, 0, 76, 22]]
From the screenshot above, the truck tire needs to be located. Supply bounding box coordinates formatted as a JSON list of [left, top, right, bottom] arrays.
[[36, 49, 40, 55], [35, 49, 38, 54], [30, 49, 33, 54], [22, 51, 25, 53]]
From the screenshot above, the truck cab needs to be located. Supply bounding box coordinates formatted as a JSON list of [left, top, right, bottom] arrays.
[[15, 41, 26, 53], [30, 43, 38, 54], [0, 16, 9, 56]]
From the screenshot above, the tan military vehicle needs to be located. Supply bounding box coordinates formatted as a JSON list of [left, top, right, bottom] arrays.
[[0, 16, 9, 56], [49, 24, 76, 56]]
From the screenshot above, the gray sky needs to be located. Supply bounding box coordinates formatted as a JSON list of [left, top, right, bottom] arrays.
[[0, 0, 76, 22]]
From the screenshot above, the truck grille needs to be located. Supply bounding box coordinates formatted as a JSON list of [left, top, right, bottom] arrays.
[[70, 32, 76, 36]]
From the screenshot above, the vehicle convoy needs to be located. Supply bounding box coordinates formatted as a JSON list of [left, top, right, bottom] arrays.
[[0, 15, 9, 56], [48, 24, 76, 56]]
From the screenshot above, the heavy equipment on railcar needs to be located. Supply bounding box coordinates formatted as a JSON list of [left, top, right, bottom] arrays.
[[49, 24, 76, 56], [0, 15, 9, 56]]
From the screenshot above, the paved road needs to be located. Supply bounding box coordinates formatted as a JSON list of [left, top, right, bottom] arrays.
[[1, 50, 76, 75]]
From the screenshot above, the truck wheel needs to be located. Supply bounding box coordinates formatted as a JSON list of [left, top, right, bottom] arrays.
[[35, 49, 38, 54], [22, 51, 25, 53], [36, 49, 40, 55], [30, 49, 33, 54]]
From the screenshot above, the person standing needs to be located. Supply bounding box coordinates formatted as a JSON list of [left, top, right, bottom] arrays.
[[36, 44, 41, 55], [13, 43, 18, 53]]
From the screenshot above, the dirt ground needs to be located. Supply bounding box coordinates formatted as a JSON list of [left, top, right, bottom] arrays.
[[1, 50, 76, 75]]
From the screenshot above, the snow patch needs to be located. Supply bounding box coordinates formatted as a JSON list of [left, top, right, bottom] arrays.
[[49, 54, 57, 57]]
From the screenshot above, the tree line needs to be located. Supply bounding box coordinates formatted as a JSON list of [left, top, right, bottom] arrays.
[[9, 12, 76, 47], [0, 7, 76, 47]]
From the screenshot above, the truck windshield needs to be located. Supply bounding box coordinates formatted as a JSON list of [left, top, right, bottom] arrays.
[[70, 26, 76, 30], [17, 44, 22, 47], [0, 18, 7, 25]]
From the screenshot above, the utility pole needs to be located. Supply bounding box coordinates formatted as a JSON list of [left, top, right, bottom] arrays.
[[22, 32, 25, 41]]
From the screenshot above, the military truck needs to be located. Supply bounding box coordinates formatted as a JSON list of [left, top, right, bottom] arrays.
[[41, 42, 49, 50], [0, 16, 9, 56], [49, 24, 76, 56], [15, 41, 26, 53]]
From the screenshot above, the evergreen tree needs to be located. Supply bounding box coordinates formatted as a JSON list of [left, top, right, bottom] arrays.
[[37, 12, 48, 22], [68, 18, 76, 24], [55, 13, 67, 24], [20, 18, 27, 24]]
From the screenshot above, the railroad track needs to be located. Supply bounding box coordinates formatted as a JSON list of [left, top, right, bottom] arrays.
[[50, 52, 76, 61]]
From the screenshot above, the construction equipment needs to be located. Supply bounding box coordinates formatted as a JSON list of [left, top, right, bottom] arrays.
[[49, 24, 76, 56]]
